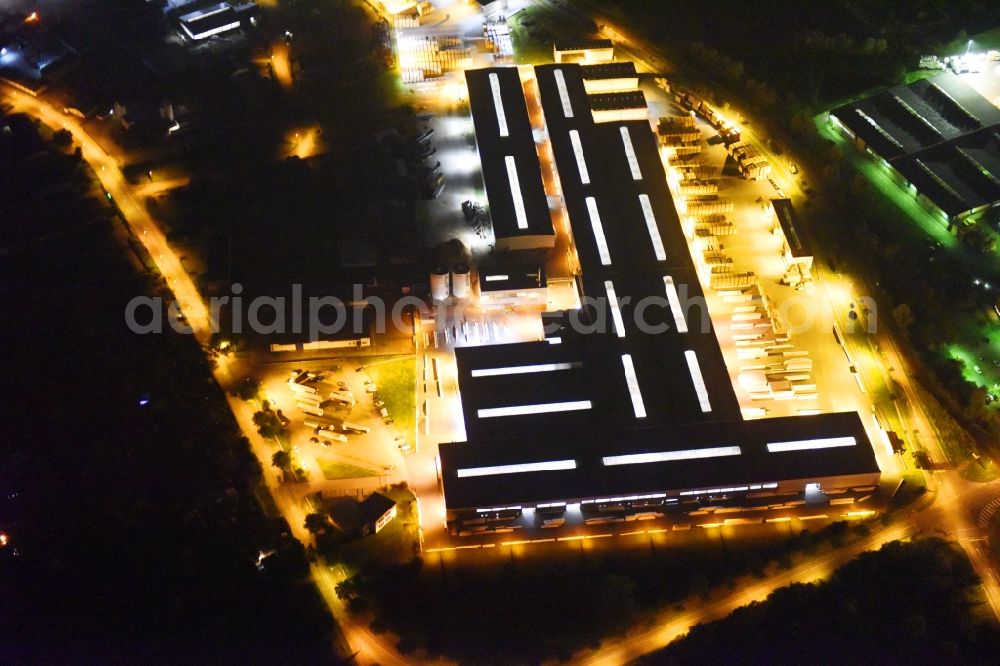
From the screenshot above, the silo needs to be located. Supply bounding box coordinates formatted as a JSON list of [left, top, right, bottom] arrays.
[[430, 266, 450, 302], [451, 263, 471, 299]]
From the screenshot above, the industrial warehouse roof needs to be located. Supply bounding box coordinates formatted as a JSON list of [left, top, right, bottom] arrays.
[[771, 198, 811, 258], [440, 411, 878, 509], [892, 128, 1000, 217], [587, 90, 648, 112], [554, 39, 613, 52], [465, 67, 555, 242], [180, 3, 237, 27], [831, 73, 1000, 160], [831, 73, 1000, 218], [454, 64, 741, 439], [478, 264, 546, 292], [438, 63, 880, 511], [579, 61, 638, 81]]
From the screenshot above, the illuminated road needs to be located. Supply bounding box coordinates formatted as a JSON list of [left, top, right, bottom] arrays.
[[0, 82, 392, 664], [575, 523, 911, 665], [283, 126, 324, 159], [131, 176, 191, 198], [312, 564, 446, 666], [271, 41, 294, 89], [11, 1, 1000, 659], [1, 85, 212, 344]]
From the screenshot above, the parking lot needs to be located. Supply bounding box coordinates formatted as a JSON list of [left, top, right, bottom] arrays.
[[256, 358, 414, 497]]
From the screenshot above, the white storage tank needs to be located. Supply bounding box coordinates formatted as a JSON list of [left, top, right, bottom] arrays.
[[451, 263, 471, 299], [430, 266, 450, 302]]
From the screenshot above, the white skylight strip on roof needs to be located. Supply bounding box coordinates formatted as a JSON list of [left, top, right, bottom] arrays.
[[471, 362, 581, 378], [586, 197, 611, 265], [620, 126, 643, 180], [505, 155, 529, 229], [181, 3, 230, 20], [639, 194, 666, 261], [605, 280, 626, 338], [663, 276, 688, 333], [484, 274, 510, 282], [490, 72, 509, 137], [620, 354, 647, 418], [602, 445, 742, 467], [766, 436, 857, 453], [684, 350, 712, 412], [457, 459, 578, 478], [569, 130, 591, 184], [477, 400, 593, 418], [554, 69, 574, 118]]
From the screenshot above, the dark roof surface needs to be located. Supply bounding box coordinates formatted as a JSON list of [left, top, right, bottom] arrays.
[[478, 264, 546, 292], [579, 61, 638, 80], [554, 39, 613, 52], [771, 198, 811, 258], [440, 64, 881, 510], [359, 492, 396, 521], [465, 67, 555, 241], [179, 3, 239, 34], [892, 127, 1000, 216], [831, 73, 1000, 217], [588, 90, 647, 112], [440, 412, 878, 509], [831, 73, 1000, 159]]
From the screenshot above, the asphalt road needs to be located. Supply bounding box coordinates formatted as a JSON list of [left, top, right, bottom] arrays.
[[8, 4, 1000, 660]]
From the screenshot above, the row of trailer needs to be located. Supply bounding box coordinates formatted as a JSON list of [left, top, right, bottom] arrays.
[[674, 89, 741, 143], [288, 370, 371, 443]]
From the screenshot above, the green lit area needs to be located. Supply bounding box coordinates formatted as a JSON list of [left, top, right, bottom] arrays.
[[507, 8, 559, 65], [945, 342, 1000, 398], [942, 26, 1000, 54], [817, 117, 960, 250], [363, 355, 417, 444]]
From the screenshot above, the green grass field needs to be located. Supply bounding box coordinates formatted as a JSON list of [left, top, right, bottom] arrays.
[[317, 460, 380, 480], [365, 355, 416, 444], [509, 10, 555, 65]]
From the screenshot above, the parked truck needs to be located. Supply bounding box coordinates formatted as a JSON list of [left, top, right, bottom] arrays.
[[318, 429, 349, 443]]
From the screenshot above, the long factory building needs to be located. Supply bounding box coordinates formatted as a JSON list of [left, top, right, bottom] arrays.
[[440, 64, 880, 526], [830, 73, 1000, 223]]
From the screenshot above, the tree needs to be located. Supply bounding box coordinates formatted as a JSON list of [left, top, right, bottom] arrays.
[[272, 450, 292, 472], [689, 572, 710, 600], [236, 376, 258, 401], [304, 512, 330, 534], [52, 128, 72, 148], [253, 410, 280, 438], [892, 303, 915, 331]]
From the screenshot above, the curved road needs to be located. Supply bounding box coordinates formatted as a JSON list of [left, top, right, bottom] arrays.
[[8, 12, 1000, 659]]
